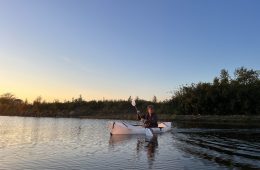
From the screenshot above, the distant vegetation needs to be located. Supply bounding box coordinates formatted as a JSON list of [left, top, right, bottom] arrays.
[[0, 67, 259, 118], [0, 93, 174, 118], [173, 67, 260, 115]]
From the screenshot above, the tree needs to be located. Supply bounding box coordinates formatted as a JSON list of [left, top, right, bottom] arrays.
[[127, 96, 132, 102], [78, 94, 83, 102], [152, 96, 157, 103], [24, 99, 28, 105], [219, 69, 230, 84], [234, 67, 259, 84], [33, 96, 42, 105], [0, 93, 15, 104], [213, 77, 220, 86]]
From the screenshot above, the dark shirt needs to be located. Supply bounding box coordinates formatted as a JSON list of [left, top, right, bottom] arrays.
[[137, 113, 158, 128]]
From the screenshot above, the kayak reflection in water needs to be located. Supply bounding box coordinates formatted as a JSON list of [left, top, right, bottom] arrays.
[[137, 105, 158, 128]]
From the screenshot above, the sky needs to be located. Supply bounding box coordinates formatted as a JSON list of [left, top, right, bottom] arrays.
[[0, 0, 260, 102]]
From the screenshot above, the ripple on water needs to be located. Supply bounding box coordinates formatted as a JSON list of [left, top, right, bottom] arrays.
[[173, 128, 260, 169], [0, 116, 259, 170]]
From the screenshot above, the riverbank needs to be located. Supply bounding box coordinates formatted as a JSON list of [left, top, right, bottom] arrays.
[[79, 113, 176, 120], [79, 114, 260, 128], [173, 115, 260, 128], [0, 113, 259, 128]]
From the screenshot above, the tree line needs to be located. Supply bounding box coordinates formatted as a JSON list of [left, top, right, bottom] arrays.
[[0, 93, 174, 117], [0, 67, 259, 118], [172, 67, 260, 115]]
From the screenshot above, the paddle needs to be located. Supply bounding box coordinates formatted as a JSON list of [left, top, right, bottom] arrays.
[[131, 99, 139, 113], [131, 99, 142, 124]]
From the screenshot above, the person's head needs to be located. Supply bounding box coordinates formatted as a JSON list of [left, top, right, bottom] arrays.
[[147, 105, 155, 114]]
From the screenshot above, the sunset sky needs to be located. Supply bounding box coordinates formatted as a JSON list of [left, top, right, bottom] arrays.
[[1, 0, 260, 102]]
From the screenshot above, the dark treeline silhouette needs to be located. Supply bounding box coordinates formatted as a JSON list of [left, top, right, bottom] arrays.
[[172, 67, 260, 115], [0, 67, 259, 118], [0, 94, 174, 118]]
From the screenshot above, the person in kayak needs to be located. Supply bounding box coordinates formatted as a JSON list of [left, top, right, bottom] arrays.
[[137, 105, 158, 128]]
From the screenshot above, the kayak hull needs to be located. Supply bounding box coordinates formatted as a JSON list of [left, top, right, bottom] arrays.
[[108, 121, 172, 135]]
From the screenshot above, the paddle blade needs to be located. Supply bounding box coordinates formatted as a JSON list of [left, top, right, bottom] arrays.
[[131, 100, 136, 107]]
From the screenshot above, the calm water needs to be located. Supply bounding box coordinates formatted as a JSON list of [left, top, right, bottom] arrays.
[[0, 116, 259, 170]]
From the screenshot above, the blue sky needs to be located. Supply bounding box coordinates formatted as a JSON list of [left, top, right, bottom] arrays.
[[0, 0, 260, 101]]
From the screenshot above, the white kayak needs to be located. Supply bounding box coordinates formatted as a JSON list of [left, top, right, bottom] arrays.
[[109, 121, 172, 135]]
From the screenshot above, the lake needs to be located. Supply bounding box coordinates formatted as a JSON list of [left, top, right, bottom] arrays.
[[0, 116, 259, 170]]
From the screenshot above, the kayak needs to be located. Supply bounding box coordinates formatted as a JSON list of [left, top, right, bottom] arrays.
[[108, 121, 172, 135]]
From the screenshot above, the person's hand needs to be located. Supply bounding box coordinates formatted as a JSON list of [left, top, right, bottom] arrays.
[[144, 120, 150, 127]]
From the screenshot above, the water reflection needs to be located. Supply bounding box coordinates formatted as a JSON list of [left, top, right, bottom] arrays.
[[109, 135, 158, 168], [1, 117, 260, 170], [137, 136, 158, 161]]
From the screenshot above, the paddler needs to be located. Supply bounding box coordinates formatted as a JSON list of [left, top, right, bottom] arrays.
[[137, 105, 158, 128]]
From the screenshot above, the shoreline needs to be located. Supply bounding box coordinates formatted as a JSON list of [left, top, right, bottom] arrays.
[[1, 114, 259, 128], [173, 115, 260, 128], [79, 114, 260, 128]]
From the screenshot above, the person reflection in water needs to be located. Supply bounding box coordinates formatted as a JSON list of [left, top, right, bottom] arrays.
[[137, 105, 158, 128], [136, 136, 158, 168], [109, 134, 158, 169], [146, 136, 158, 160]]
